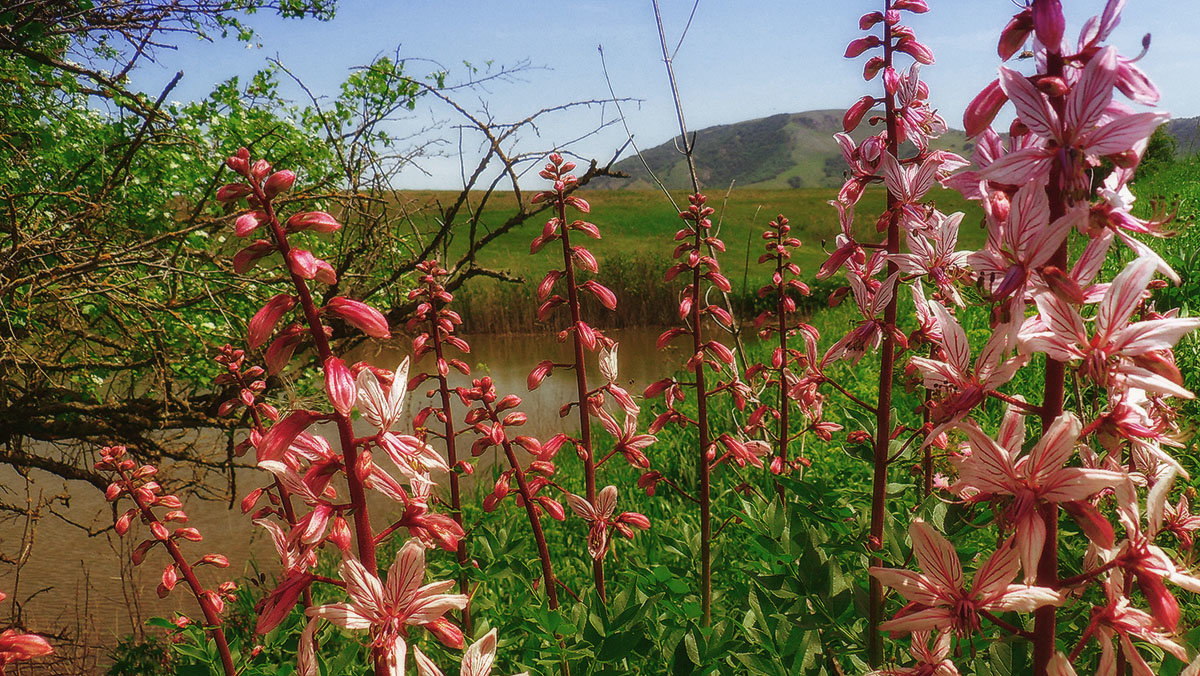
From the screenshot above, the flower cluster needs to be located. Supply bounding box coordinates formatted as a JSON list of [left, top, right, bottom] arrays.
[[822, 1, 965, 662], [528, 151, 653, 599], [644, 192, 751, 624], [406, 259, 476, 628], [462, 376, 563, 608], [859, 1, 1200, 674], [97, 445, 236, 674], [215, 148, 485, 676], [744, 213, 821, 476]]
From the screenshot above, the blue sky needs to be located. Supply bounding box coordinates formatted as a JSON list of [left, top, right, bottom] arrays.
[[129, 1, 1200, 189]]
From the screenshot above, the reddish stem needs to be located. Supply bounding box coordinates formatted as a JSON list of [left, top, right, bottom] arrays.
[[486, 402, 559, 609], [554, 190, 605, 602], [251, 178, 383, 674], [428, 306, 472, 633], [122, 471, 235, 676], [1033, 44, 1068, 676], [825, 376, 878, 413], [775, 245, 789, 503], [869, 2, 901, 666], [692, 215, 713, 627], [922, 346, 934, 496]]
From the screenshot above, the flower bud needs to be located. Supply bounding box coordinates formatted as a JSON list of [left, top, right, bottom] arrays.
[[150, 522, 169, 541], [286, 211, 342, 234], [115, 509, 136, 535], [174, 527, 203, 542], [843, 95, 875, 132], [263, 170, 296, 198], [225, 148, 250, 175], [216, 183, 252, 203], [325, 297, 391, 339], [1032, 0, 1065, 53], [963, 79, 1006, 137], [328, 516, 352, 552], [198, 554, 230, 568], [250, 159, 272, 181], [323, 357, 356, 417]]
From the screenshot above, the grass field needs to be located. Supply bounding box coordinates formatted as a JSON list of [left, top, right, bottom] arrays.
[[389, 186, 986, 332]]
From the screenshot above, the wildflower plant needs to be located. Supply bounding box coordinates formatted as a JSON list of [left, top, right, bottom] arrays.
[[743, 213, 822, 492], [98, 445, 237, 675], [821, 0, 967, 662], [645, 192, 757, 626], [850, 1, 1200, 674], [208, 148, 480, 675], [529, 152, 654, 601], [407, 259, 477, 632]]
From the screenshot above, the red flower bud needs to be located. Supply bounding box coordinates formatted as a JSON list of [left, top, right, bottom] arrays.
[[1031, 0, 1064, 53], [247, 294, 296, 349], [263, 170, 296, 198], [323, 356, 356, 416], [964, 79, 1007, 137], [325, 297, 391, 339], [843, 95, 875, 132], [216, 183, 252, 203], [285, 211, 342, 234]]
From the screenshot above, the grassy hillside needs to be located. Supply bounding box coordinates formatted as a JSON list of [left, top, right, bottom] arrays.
[[588, 110, 973, 191]]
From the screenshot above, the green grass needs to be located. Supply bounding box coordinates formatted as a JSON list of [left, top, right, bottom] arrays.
[[391, 186, 984, 333]]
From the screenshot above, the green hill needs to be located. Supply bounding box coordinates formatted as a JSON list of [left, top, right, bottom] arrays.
[[590, 110, 973, 191]]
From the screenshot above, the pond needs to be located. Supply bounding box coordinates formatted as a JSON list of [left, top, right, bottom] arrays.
[[0, 325, 718, 665]]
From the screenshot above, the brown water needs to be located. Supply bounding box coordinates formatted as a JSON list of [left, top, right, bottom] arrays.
[[0, 326, 696, 667]]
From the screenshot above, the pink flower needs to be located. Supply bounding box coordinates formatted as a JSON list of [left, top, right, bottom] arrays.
[[869, 519, 1063, 636], [823, 271, 900, 366], [867, 630, 958, 676], [891, 64, 949, 151], [879, 152, 942, 229], [908, 301, 1025, 427], [968, 181, 1077, 324], [565, 485, 648, 561], [889, 211, 970, 306], [307, 539, 468, 671], [1104, 476, 1200, 632], [981, 47, 1168, 186], [1082, 573, 1189, 675], [1020, 256, 1200, 399], [413, 628, 530, 676], [596, 409, 655, 469], [1163, 495, 1200, 549], [1089, 169, 1179, 283], [954, 411, 1125, 580], [357, 358, 410, 431]]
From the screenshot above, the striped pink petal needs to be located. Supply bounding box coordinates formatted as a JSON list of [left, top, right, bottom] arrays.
[[910, 520, 964, 592]]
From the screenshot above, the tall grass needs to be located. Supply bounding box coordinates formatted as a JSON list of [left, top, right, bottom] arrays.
[[439, 187, 983, 333]]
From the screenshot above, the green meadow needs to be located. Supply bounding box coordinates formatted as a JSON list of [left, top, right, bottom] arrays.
[[391, 186, 985, 332]]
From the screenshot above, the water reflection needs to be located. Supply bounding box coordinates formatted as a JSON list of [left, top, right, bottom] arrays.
[[0, 326, 695, 660]]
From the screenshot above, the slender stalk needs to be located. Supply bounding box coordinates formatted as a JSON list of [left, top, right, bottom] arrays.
[[683, 209, 714, 626], [1033, 45, 1068, 676], [252, 180, 382, 674], [869, 1, 901, 666], [775, 245, 789, 503], [555, 192, 605, 602], [488, 403, 560, 610], [429, 307, 472, 633], [122, 470, 235, 676]]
